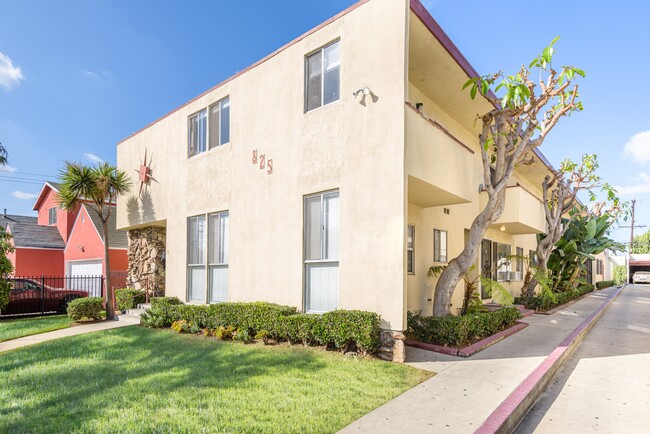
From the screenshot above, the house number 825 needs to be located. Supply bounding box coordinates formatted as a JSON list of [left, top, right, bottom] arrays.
[[252, 149, 273, 175]]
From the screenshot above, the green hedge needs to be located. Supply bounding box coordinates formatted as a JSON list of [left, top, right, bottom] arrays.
[[115, 288, 146, 311], [67, 297, 104, 321], [406, 308, 521, 347], [595, 280, 616, 289], [141, 301, 380, 353], [151, 296, 182, 309], [514, 284, 594, 312]]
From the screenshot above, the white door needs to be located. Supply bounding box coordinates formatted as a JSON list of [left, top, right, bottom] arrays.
[[67, 260, 103, 295]]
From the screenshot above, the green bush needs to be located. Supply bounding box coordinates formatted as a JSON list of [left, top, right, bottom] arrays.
[[595, 280, 615, 289], [67, 297, 104, 321], [151, 296, 182, 308], [115, 288, 146, 311], [514, 284, 594, 311], [406, 308, 521, 347], [141, 300, 380, 354], [233, 328, 253, 343]]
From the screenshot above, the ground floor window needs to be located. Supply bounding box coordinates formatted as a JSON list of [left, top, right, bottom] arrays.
[[433, 229, 447, 263], [407, 225, 415, 274], [512, 246, 524, 281], [481, 239, 512, 298], [304, 190, 339, 313], [187, 211, 229, 303], [529, 249, 538, 267]]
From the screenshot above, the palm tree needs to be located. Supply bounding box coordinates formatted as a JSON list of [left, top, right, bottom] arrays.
[[59, 162, 131, 320], [0, 142, 8, 166]]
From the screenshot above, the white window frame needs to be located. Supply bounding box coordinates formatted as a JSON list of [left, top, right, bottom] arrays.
[[494, 242, 511, 282], [187, 215, 206, 302], [187, 109, 207, 158], [304, 190, 340, 313], [304, 40, 340, 113], [407, 225, 415, 274], [510, 246, 524, 281], [48, 207, 57, 225], [433, 229, 448, 263], [209, 97, 230, 149]]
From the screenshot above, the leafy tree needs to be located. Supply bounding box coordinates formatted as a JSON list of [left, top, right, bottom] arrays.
[[433, 38, 585, 316], [523, 154, 619, 296], [59, 162, 131, 320], [0, 226, 14, 312], [547, 214, 624, 290], [0, 142, 7, 166], [613, 265, 627, 285], [631, 230, 650, 254]]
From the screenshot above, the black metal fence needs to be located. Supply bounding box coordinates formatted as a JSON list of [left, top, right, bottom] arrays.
[[0, 275, 104, 317]]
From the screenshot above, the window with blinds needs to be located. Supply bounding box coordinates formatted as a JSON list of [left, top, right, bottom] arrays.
[[188, 109, 207, 158], [407, 225, 415, 274], [493, 242, 511, 282], [209, 97, 230, 149], [208, 211, 229, 303], [433, 229, 447, 263], [305, 41, 340, 112], [48, 207, 57, 225], [304, 191, 339, 313], [187, 215, 206, 302]]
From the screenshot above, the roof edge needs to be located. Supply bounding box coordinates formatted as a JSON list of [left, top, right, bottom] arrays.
[[116, 0, 369, 146], [32, 181, 61, 211]]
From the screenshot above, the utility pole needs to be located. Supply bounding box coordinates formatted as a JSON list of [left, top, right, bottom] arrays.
[[619, 199, 646, 253]]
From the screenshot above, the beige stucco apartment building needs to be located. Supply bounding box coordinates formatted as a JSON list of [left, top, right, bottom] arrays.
[[117, 0, 560, 335]]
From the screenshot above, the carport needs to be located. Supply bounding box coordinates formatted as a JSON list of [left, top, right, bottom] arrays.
[[629, 254, 650, 283]]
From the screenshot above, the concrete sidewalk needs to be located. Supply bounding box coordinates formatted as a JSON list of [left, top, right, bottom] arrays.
[[0, 314, 140, 354], [339, 286, 621, 434]]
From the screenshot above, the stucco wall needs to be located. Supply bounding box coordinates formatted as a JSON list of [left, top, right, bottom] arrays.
[[36, 188, 79, 244], [13, 248, 64, 276], [117, 0, 409, 329]]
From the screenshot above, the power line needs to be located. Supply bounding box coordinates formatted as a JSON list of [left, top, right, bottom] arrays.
[[0, 170, 56, 179]]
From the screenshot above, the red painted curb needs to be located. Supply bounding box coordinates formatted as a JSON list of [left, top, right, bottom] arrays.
[[404, 339, 459, 356], [474, 285, 626, 434]]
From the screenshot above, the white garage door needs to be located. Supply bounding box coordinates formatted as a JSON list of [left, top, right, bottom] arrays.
[[67, 260, 103, 295]]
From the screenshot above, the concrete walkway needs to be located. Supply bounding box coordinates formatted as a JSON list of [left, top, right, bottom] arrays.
[[339, 286, 621, 434], [0, 314, 140, 353], [516, 284, 650, 433]]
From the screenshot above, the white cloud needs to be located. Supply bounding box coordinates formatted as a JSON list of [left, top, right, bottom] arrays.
[[81, 69, 112, 82], [84, 152, 104, 164], [622, 131, 650, 164], [0, 52, 25, 91], [11, 191, 38, 200], [0, 165, 17, 173], [615, 172, 650, 196]]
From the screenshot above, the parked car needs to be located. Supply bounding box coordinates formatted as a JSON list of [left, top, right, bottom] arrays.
[[632, 271, 650, 284], [4, 279, 90, 315]]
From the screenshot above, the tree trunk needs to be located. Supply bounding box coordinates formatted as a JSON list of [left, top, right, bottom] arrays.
[[433, 189, 506, 316], [103, 222, 115, 320]]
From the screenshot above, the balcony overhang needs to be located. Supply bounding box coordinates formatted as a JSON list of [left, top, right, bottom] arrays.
[[480, 185, 546, 235], [406, 104, 474, 208]]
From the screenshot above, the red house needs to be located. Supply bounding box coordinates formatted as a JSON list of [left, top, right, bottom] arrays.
[[1, 182, 127, 283]]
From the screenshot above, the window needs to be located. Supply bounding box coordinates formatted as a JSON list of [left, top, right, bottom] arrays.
[[187, 215, 206, 302], [511, 247, 524, 281], [493, 242, 511, 282], [596, 259, 603, 275], [304, 191, 339, 312], [187, 212, 230, 303], [529, 249, 538, 267], [209, 97, 230, 149], [188, 109, 207, 158], [407, 225, 415, 274], [48, 207, 57, 225], [305, 40, 340, 112], [433, 229, 448, 263]]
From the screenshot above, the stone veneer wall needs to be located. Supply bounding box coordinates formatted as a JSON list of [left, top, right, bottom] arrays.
[[127, 226, 166, 295]]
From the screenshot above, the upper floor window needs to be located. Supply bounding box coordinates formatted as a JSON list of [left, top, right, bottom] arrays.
[[305, 41, 340, 112], [209, 97, 230, 149], [188, 109, 207, 158], [48, 207, 57, 225]]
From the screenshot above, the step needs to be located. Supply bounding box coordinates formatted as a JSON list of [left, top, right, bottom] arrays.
[[116, 313, 142, 324], [126, 308, 147, 316], [136, 303, 152, 310]]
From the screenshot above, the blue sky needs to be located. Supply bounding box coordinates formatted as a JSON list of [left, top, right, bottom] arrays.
[[1, 0, 648, 246]]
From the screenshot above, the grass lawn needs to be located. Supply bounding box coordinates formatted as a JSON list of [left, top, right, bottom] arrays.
[[0, 326, 431, 433], [0, 315, 73, 342]]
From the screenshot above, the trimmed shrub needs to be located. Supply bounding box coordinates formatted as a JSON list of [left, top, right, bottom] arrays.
[[233, 328, 253, 343], [115, 288, 146, 311], [406, 308, 522, 347], [595, 280, 615, 289], [514, 284, 594, 311], [67, 297, 104, 321], [151, 296, 182, 308], [215, 325, 235, 340], [141, 300, 381, 354]]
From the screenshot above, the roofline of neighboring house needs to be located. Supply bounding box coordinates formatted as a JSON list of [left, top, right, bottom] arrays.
[[116, 0, 370, 145], [13, 246, 65, 251], [65, 204, 104, 254], [32, 181, 61, 211]]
